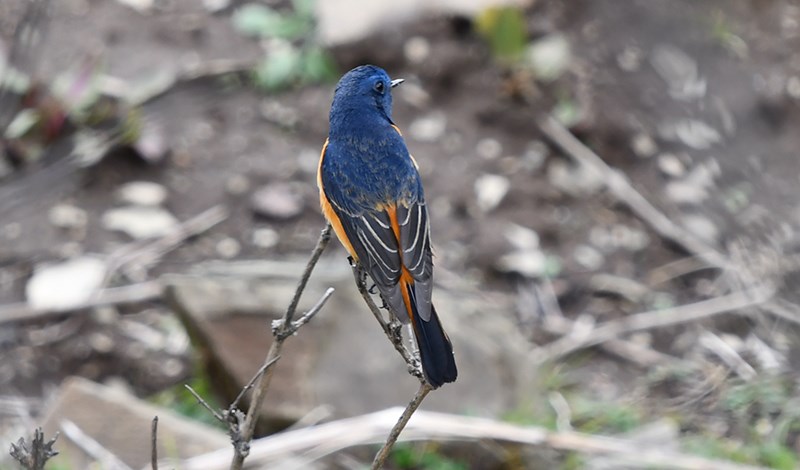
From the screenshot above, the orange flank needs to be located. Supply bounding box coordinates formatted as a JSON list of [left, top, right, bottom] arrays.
[[317, 139, 358, 260]]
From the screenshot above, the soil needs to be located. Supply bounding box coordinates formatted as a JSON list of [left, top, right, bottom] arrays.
[[2, 0, 800, 464]]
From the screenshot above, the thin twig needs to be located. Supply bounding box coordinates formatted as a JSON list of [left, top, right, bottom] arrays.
[[371, 383, 432, 469], [230, 355, 282, 412], [275, 287, 335, 340], [229, 224, 332, 470], [537, 115, 733, 271], [351, 263, 424, 381], [534, 285, 772, 363], [184, 385, 224, 423], [150, 416, 158, 470]]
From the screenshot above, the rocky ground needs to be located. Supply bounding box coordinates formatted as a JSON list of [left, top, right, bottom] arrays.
[[2, 0, 800, 468]]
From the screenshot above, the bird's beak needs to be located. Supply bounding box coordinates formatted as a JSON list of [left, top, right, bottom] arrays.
[[390, 78, 405, 88]]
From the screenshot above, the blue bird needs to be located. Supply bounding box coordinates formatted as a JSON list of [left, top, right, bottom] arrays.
[[317, 65, 457, 388]]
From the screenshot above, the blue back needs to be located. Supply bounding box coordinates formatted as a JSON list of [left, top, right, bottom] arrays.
[[323, 65, 422, 215]]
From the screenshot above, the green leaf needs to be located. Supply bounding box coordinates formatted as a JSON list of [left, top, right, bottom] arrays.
[[254, 45, 301, 90], [299, 46, 337, 84], [232, 3, 311, 39], [476, 6, 528, 61]]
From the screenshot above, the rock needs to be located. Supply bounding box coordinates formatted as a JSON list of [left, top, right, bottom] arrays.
[[665, 180, 709, 205], [203, 0, 230, 12], [252, 227, 280, 248], [41, 377, 227, 470], [216, 237, 241, 259], [26, 256, 106, 310], [528, 34, 571, 82], [103, 206, 179, 239], [251, 183, 304, 219], [116, 181, 168, 206], [404, 36, 430, 63], [496, 249, 548, 277], [474, 174, 510, 212], [657, 153, 686, 178], [408, 112, 447, 142], [681, 214, 720, 244], [659, 119, 721, 150], [48, 204, 88, 230], [650, 44, 706, 101], [522, 140, 549, 171], [165, 257, 530, 429], [573, 244, 604, 270], [631, 133, 657, 159], [132, 118, 169, 163], [504, 223, 539, 250], [548, 160, 604, 196], [476, 138, 502, 160]]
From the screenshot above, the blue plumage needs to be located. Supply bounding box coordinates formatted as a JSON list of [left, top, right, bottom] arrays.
[[318, 64, 457, 388]]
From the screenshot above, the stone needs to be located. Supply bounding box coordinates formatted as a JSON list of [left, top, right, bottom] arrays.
[[665, 181, 709, 205], [404, 36, 430, 63], [41, 377, 227, 470], [251, 183, 304, 220], [631, 133, 657, 158], [548, 160, 604, 196], [573, 244, 604, 270], [528, 34, 571, 82], [408, 112, 447, 142], [26, 256, 106, 310], [650, 44, 706, 101], [48, 204, 88, 230], [216, 237, 241, 259], [657, 153, 686, 178], [476, 138, 502, 160], [252, 227, 280, 249], [103, 206, 179, 239], [474, 174, 510, 212], [116, 181, 168, 206]]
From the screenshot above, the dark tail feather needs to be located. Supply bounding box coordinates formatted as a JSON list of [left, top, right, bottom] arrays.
[[406, 283, 457, 388]]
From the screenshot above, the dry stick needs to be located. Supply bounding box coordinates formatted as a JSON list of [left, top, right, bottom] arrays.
[[351, 264, 423, 380], [534, 285, 773, 364], [150, 417, 158, 470], [59, 420, 132, 470], [371, 383, 432, 469], [537, 115, 733, 271], [179, 408, 770, 470], [229, 224, 332, 470]]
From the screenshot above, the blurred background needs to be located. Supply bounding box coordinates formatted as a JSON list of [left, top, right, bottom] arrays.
[[2, 0, 800, 468]]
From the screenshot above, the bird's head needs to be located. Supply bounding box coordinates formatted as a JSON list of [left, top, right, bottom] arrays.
[[329, 65, 404, 128]]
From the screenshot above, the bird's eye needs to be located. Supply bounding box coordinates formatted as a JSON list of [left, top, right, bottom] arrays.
[[373, 80, 385, 93]]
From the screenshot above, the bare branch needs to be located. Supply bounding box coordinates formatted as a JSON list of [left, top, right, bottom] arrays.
[[229, 224, 333, 470], [275, 287, 335, 340], [534, 286, 773, 364], [150, 416, 158, 470], [229, 355, 282, 412], [351, 263, 424, 381], [184, 385, 224, 423], [371, 383, 432, 469]]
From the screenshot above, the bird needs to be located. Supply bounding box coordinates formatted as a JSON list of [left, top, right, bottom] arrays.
[[317, 65, 457, 388]]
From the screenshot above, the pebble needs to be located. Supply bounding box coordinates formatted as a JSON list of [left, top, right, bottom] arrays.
[[548, 160, 604, 196], [49, 204, 88, 230], [657, 153, 686, 178], [474, 174, 510, 212], [26, 256, 106, 310], [89, 332, 115, 354], [225, 174, 251, 195], [681, 214, 720, 244], [496, 249, 547, 278], [251, 183, 304, 219], [404, 36, 430, 63], [133, 119, 168, 163], [203, 0, 230, 12], [116, 181, 168, 206], [216, 237, 241, 259], [102, 206, 179, 239], [528, 34, 571, 82], [504, 223, 540, 250], [252, 227, 280, 249], [522, 140, 548, 171], [660, 119, 721, 150], [573, 244, 605, 270], [408, 112, 447, 142], [631, 133, 657, 158], [476, 138, 502, 160], [650, 44, 706, 101], [665, 181, 709, 205]]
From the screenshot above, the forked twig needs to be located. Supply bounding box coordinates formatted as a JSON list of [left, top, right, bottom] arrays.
[[228, 224, 333, 470]]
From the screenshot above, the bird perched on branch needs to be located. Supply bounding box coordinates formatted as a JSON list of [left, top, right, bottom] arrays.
[[317, 65, 457, 388]]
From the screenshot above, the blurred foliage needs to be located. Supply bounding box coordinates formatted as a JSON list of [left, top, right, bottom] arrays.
[[232, 0, 337, 91], [149, 372, 225, 430], [683, 435, 796, 470], [391, 443, 467, 470], [475, 6, 528, 61], [570, 398, 641, 434]]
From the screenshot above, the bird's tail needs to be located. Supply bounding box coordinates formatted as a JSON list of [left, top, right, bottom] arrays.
[[404, 281, 457, 388]]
